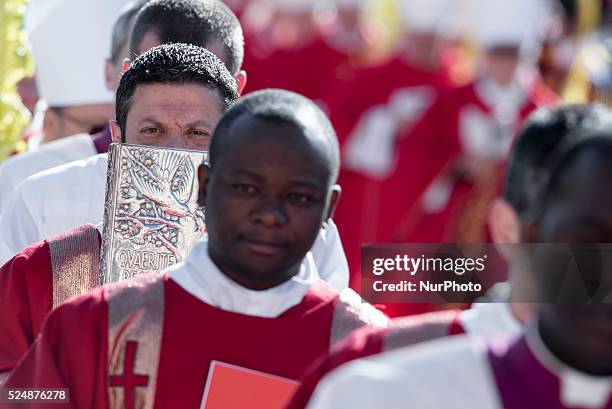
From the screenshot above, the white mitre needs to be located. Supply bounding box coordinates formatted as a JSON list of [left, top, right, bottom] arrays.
[[468, 0, 552, 51], [25, 0, 129, 107]]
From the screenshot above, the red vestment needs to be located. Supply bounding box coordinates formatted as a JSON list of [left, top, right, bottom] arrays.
[[286, 310, 464, 409], [389, 78, 557, 245], [5, 275, 387, 408], [243, 36, 361, 104], [0, 225, 100, 379], [327, 58, 454, 313]]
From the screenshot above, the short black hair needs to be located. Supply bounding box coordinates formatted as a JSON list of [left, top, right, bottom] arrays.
[[542, 133, 612, 212], [210, 89, 341, 185], [129, 0, 244, 75], [109, 1, 147, 65], [115, 43, 239, 137], [503, 104, 612, 220]]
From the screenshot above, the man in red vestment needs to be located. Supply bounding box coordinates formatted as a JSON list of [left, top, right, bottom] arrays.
[[328, 0, 459, 296], [370, 0, 558, 318], [242, 0, 370, 103], [0, 0, 352, 381], [240, 0, 318, 94], [285, 103, 612, 408], [0, 0, 247, 380], [5, 59, 387, 408], [388, 0, 558, 246], [299, 103, 612, 409]]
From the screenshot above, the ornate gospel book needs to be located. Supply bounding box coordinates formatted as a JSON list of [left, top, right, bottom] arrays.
[[100, 143, 207, 284]]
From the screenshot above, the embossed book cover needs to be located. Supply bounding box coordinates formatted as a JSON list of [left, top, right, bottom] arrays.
[[100, 143, 207, 284]]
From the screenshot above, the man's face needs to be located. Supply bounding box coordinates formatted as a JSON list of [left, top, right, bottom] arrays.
[[44, 104, 112, 143], [201, 115, 338, 290], [485, 46, 521, 86], [112, 83, 222, 150], [533, 147, 612, 343]]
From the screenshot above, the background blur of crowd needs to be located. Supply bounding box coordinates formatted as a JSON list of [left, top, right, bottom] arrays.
[[0, 0, 611, 316]]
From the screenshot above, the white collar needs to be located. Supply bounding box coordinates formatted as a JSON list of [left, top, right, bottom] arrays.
[[526, 321, 612, 409], [168, 239, 320, 318], [459, 302, 522, 339], [474, 75, 529, 125]]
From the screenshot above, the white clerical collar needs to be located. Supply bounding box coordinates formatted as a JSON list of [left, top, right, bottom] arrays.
[[168, 238, 320, 318], [474, 74, 530, 124], [526, 321, 612, 409], [459, 302, 522, 340]]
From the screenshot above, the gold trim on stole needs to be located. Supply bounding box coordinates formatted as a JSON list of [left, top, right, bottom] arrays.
[[329, 288, 390, 349], [107, 275, 164, 409], [48, 224, 101, 308]]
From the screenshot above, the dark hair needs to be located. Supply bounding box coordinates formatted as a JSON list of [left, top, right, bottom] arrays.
[[210, 89, 341, 185], [115, 43, 239, 137], [541, 132, 612, 213], [129, 0, 244, 75], [503, 104, 612, 220], [109, 1, 147, 65]]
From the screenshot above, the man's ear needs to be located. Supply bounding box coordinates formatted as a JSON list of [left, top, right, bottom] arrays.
[[324, 185, 342, 221], [488, 198, 520, 260], [234, 70, 247, 95], [110, 120, 123, 144], [104, 59, 115, 92], [121, 58, 131, 74], [42, 108, 60, 143], [197, 163, 211, 207]]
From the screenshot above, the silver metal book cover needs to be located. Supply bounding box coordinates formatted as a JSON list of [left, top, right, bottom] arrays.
[[100, 143, 207, 284]]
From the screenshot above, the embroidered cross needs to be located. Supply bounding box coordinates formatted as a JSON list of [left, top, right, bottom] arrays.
[[109, 341, 149, 409]]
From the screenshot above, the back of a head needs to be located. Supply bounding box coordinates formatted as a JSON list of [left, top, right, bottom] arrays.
[[109, 0, 148, 66], [115, 43, 239, 135], [129, 0, 244, 75], [542, 131, 612, 212], [210, 89, 341, 185], [504, 104, 612, 220]]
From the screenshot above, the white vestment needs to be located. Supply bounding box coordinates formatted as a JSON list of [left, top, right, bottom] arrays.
[[306, 323, 612, 409], [307, 335, 503, 409], [0, 153, 107, 265], [0, 133, 96, 210]]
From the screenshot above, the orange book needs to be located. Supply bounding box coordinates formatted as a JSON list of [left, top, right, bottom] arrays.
[[201, 360, 300, 409]]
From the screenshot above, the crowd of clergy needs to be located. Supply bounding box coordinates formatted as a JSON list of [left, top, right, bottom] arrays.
[[0, 0, 611, 407]]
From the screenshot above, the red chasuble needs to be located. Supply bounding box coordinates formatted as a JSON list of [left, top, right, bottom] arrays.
[[243, 36, 361, 104], [5, 275, 387, 408], [0, 224, 100, 380], [326, 57, 454, 291], [390, 79, 557, 245], [286, 310, 465, 409]]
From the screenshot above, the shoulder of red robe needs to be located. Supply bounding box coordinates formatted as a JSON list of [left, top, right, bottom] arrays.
[[0, 238, 52, 379], [329, 288, 389, 348], [46, 223, 101, 308], [3, 280, 108, 395], [284, 310, 463, 409]]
